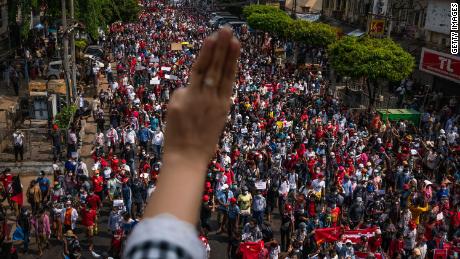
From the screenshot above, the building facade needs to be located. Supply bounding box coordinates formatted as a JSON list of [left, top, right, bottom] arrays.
[[285, 0, 322, 13], [321, 0, 459, 95], [0, 0, 9, 61]]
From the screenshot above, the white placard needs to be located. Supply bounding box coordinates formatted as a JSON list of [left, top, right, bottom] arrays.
[[113, 199, 124, 207], [150, 78, 161, 85], [165, 74, 178, 80], [255, 181, 267, 190], [161, 66, 171, 71]]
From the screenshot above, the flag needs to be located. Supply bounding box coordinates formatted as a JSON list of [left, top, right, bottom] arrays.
[[10, 192, 23, 206], [314, 227, 341, 244], [239, 241, 264, 259], [343, 227, 378, 244], [433, 249, 448, 259]]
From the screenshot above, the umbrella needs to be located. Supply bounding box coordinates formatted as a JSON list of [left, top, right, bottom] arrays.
[[35, 23, 44, 30]]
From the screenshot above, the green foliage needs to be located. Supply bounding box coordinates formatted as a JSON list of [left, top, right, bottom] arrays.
[[77, 0, 140, 38], [244, 4, 336, 45], [75, 39, 88, 49], [328, 36, 415, 82], [10, 0, 140, 42], [54, 105, 78, 129], [243, 4, 285, 18], [247, 12, 291, 36], [286, 20, 337, 46]]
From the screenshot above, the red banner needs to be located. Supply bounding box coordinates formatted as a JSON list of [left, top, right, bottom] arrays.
[[315, 227, 341, 244], [355, 251, 383, 259], [314, 227, 378, 244], [419, 48, 460, 83], [238, 241, 264, 259], [343, 227, 378, 244], [433, 249, 449, 259]]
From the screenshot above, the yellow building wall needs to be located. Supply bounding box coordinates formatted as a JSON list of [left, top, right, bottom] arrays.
[[285, 0, 322, 13]]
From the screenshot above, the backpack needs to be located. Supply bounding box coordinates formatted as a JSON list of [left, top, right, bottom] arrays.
[[68, 238, 81, 254]]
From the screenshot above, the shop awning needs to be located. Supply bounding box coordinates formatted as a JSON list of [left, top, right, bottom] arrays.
[[347, 29, 366, 37], [297, 13, 321, 22], [319, 17, 366, 37]]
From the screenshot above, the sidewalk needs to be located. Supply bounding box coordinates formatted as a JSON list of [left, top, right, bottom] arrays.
[[78, 69, 113, 170], [0, 161, 57, 176]]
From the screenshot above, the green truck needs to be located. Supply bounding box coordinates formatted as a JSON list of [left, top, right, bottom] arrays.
[[377, 109, 421, 125]]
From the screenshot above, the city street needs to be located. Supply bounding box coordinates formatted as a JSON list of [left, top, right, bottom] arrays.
[[1, 1, 459, 259]]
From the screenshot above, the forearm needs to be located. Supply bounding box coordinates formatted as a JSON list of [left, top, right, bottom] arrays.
[[144, 151, 208, 225]]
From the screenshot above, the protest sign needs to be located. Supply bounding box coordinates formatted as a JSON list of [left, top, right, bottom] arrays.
[[171, 43, 182, 51]]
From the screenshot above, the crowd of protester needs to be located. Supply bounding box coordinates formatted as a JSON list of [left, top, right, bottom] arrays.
[[0, 0, 459, 259]]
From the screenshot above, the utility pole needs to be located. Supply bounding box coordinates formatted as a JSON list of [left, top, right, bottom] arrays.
[[70, 0, 77, 101], [61, 0, 71, 106], [386, 0, 393, 38], [291, 0, 297, 19]]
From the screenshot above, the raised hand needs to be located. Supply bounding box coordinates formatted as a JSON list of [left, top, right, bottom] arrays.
[[144, 27, 241, 224], [164, 27, 240, 160]]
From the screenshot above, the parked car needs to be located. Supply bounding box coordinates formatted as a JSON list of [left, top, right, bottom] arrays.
[[221, 21, 247, 29], [46, 61, 81, 80], [84, 45, 104, 59], [215, 17, 240, 27], [209, 15, 238, 26], [210, 12, 232, 17]]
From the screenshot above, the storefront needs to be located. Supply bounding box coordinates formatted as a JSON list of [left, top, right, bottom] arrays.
[[419, 47, 460, 95]]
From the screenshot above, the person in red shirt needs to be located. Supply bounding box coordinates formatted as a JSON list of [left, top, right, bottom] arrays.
[[87, 190, 102, 210], [389, 232, 404, 258], [91, 171, 104, 201], [315, 125, 325, 140], [368, 229, 383, 253], [80, 204, 97, 251], [111, 155, 120, 173], [224, 169, 235, 186]]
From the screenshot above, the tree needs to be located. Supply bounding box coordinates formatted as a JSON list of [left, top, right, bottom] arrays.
[[8, 0, 42, 41], [244, 4, 336, 45], [242, 4, 285, 18], [247, 12, 291, 36], [328, 36, 415, 109], [10, 0, 140, 42], [285, 20, 337, 47]]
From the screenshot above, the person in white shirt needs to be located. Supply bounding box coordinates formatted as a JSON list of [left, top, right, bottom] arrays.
[[13, 130, 25, 162], [94, 132, 105, 146], [278, 176, 290, 214], [312, 174, 325, 199], [106, 126, 119, 152], [151, 129, 164, 159], [76, 160, 89, 178], [124, 126, 137, 145], [221, 151, 231, 169], [447, 127, 458, 145], [92, 64, 100, 87]]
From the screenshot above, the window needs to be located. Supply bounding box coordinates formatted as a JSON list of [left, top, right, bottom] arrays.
[[51, 64, 61, 70], [414, 11, 419, 26]]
